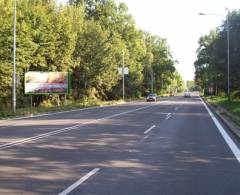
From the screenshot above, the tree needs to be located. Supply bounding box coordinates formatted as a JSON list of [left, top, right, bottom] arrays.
[[195, 10, 240, 97], [143, 33, 176, 95], [0, 0, 183, 111]]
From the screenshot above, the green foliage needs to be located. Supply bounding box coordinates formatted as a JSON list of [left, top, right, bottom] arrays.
[[168, 72, 185, 93], [0, 0, 13, 106], [195, 10, 240, 97], [206, 96, 240, 121], [186, 80, 199, 91], [230, 90, 240, 100], [142, 32, 176, 95], [0, 0, 183, 112]]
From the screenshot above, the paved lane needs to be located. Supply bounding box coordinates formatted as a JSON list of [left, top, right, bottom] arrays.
[[0, 96, 239, 195], [0, 101, 158, 146]]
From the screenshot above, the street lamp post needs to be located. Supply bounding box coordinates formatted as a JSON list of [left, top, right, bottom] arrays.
[[199, 9, 230, 101], [13, 0, 17, 112]]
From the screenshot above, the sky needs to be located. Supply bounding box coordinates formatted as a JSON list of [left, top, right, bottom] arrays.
[[57, 0, 240, 81]]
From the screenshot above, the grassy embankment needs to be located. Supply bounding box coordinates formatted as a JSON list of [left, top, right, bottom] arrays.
[[205, 96, 240, 126]]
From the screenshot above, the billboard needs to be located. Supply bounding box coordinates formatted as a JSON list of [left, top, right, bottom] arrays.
[[25, 72, 70, 94]]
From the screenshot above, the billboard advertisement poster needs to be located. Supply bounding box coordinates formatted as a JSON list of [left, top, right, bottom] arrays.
[[25, 72, 70, 94]]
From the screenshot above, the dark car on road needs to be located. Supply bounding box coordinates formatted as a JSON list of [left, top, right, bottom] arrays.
[[184, 91, 191, 98], [146, 93, 157, 102]]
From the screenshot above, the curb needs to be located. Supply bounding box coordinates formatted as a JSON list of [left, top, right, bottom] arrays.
[[0, 100, 140, 121], [0, 98, 154, 122], [203, 99, 240, 142]]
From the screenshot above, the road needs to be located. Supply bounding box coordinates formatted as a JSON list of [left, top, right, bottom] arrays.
[[0, 95, 240, 195]]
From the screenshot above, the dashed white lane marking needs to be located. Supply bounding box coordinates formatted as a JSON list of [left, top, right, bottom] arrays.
[[143, 133, 151, 140], [201, 98, 240, 164], [144, 125, 156, 134], [0, 103, 161, 150], [58, 168, 100, 195], [140, 131, 152, 143]]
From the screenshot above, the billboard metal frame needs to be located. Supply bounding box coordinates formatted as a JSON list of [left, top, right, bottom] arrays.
[[24, 71, 71, 95]]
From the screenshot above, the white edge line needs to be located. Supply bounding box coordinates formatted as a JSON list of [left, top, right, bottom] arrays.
[[58, 168, 100, 195], [2, 101, 143, 121], [144, 125, 156, 134], [200, 98, 240, 163], [0, 103, 162, 149], [2, 106, 101, 121]]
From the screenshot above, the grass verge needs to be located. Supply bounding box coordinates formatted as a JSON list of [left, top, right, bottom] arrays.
[[204, 96, 240, 126]]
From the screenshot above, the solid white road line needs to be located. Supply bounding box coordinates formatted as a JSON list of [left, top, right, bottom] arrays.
[[1, 106, 102, 122], [35, 127, 60, 130], [2, 101, 142, 122], [0, 103, 161, 150], [201, 98, 240, 164], [58, 168, 100, 195], [144, 125, 156, 134]]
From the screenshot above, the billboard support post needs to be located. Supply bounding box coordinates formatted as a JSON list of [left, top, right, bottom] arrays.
[[64, 94, 67, 105], [57, 95, 60, 107]]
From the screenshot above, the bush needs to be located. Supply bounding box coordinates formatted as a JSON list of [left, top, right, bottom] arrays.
[[230, 90, 240, 100]]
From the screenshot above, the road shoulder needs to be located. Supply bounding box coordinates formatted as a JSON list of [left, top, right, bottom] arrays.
[[203, 98, 240, 142]]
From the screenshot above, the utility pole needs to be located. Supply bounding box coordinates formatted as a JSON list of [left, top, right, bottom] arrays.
[[122, 51, 125, 100], [13, 0, 17, 113]]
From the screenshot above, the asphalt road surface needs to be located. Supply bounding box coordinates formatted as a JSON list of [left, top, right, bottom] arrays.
[[0, 95, 240, 195]]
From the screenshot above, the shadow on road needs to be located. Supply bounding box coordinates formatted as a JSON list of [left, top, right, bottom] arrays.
[[0, 97, 239, 195]]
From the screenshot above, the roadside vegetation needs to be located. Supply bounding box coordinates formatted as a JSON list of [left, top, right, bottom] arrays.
[[194, 10, 240, 98], [205, 96, 240, 126], [0, 0, 184, 117], [195, 9, 240, 124], [205, 96, 240, 117]]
